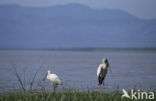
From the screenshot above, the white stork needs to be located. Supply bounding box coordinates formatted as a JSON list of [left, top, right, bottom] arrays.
[[97, 58, 112, 85], [43, 70, 63, 93]]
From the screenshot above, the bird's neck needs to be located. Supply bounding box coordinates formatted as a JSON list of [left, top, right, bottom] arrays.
[[103, 63, 108, 68], [47, 72, 51, 77]]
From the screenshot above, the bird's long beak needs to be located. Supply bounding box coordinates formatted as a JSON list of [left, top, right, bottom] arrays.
[[42, 73, 48, 81], [107, 60, 112, 74], [108, 66, 112, 74]]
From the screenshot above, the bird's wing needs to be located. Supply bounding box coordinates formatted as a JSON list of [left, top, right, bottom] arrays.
[[51, 74, 60, 80], [97, 64, 102, 77], [51, 74, 62, 85]]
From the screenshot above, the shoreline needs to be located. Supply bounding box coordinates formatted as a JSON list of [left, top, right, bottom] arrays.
[[0, 48, 156, 52]]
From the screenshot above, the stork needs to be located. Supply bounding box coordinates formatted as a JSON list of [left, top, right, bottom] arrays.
[[43, 70, 63, 93], [97, 58, 112, 85]]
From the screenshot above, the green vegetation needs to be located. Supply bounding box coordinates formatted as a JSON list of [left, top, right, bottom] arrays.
[[0, 91, 155, 101]]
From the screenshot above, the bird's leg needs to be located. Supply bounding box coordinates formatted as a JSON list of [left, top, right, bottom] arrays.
[[53, 83, 55, 94], [101, 77, 105, 86], [98, 76, 101, 85], [53, 83, 57, 94]]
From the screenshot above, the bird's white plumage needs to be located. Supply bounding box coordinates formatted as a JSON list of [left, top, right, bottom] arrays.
[[97, 64, 107, 78], [47, 70, 62, 85]]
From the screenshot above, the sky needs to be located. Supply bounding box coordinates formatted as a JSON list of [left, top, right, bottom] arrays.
[[0, 0, 156, 19]]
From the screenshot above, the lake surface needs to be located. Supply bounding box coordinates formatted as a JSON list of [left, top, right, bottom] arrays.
[[0, 50, 156, 92]]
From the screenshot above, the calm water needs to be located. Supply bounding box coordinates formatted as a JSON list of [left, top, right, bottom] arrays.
[[0, 50, 156, 92]]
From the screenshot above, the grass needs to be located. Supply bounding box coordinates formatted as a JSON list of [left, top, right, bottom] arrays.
[[10, 62, 43, 94], [0, 91, 156, 101]]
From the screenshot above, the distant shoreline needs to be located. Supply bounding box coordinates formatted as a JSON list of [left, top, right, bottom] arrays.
[[0, 48, 156, 52]]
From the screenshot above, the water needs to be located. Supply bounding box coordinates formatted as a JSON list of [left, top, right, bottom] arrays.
[[0, 50, 156, 92]]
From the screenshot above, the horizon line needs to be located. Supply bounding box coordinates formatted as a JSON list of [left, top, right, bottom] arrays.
[[1, 47, 156, 52]]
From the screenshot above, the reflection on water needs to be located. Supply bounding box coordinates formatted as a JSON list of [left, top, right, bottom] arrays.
[[0, 50, 156, 92]]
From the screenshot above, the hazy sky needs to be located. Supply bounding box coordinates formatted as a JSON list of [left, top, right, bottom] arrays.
[[0, 0, 156, 19]]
